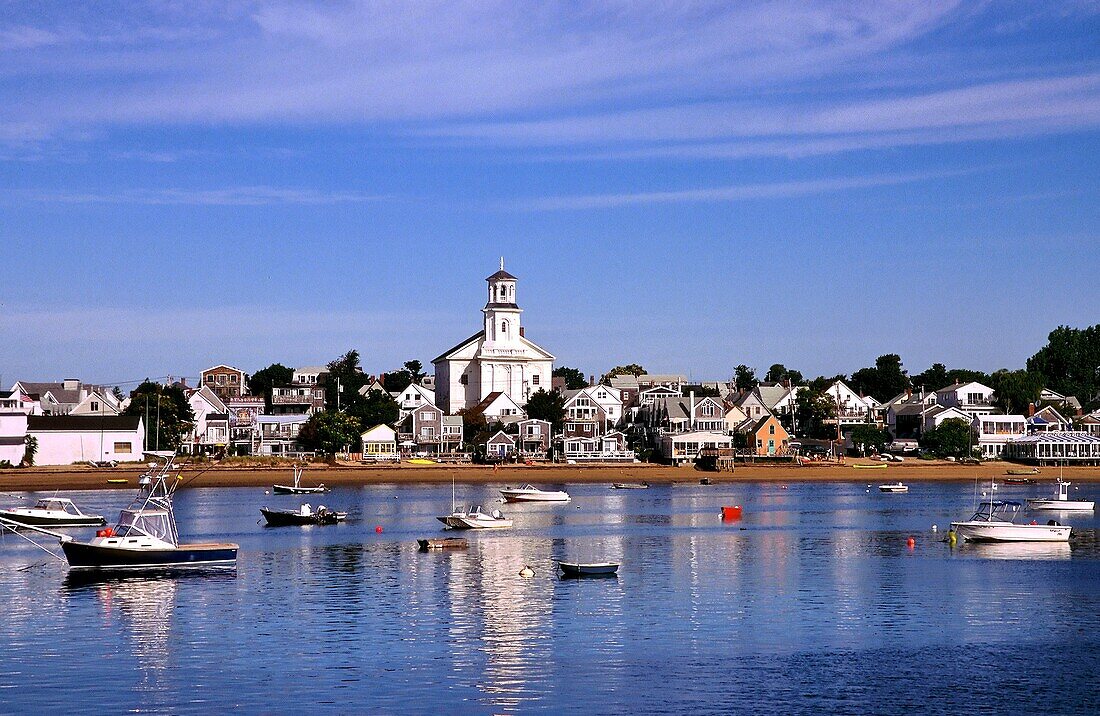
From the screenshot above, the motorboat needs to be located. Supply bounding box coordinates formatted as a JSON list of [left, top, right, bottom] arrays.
[[260, 503, 346, 526], [559, 561, 619, 576], [1004, 477, 1037, 485], [1027, 480, 1094, 511], [437, 505, 513, 529], [611, 482, 649, 490], [878, 482, 909, 493], [0, 498, 106, 528], [951, 498, 1070, 543], [499, 484, 570, 502], [417, 537, 469, 551], [272, 465, 327, 495], [56, 454, 238, 571]]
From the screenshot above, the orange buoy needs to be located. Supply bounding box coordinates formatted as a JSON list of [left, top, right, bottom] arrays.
[[721, 505, 743, 521], [906, 537, 915, 548]]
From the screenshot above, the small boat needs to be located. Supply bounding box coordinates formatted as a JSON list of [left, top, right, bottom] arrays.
[[260, 504, 346, 526], [408, 458, 436, 465], [878, 482, 909, 493], [951, 494, 1070, 543], [106, 479, 128, 485], [417, 537, 469, 551], [1007, 467, 1040, 476], [437, 506, 513, 529], [559, 561, 619, 576], [272, 465, 327, 495], [699, 477, 713, 485], [853, 463, 888, 470], [499, 484, 570, 502], [611, 482, 649, 490], [0, 498, 106, 528], [1003, 477, 1036, 485], [1027, 480, 1094, 511], [57, 455, 238, 571]]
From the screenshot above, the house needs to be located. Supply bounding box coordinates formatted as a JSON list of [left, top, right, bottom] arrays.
[[560, 429, 632, 463], [657, 430, 733, 465], [398, 403, 463, 455], [256, 414, 309, 456], [485, 430, 516, 459], [730, 389, 772, 421], [723, 403, 749, 433], [640, 394, 725, 433], [393, 383, 437, 420], [270, 384, 326, 415], [465, 391, 526, 424], [1079, 412, 1100, 437], [185, 386, 230, 455], [1028, 405, 1071, 433], [433, 260, 555, 414], [741, 415, 791, 457], [357, 379, 388, 398], [0, 411, 29, 465], [825, 380, 876, 427], [200, 365, 247, 400], [637, 385, 681, 408], [608, 374, 686, 392], [1039, 388, 1082, 415], [973, 415, 1027, 458], [1002, 431, 1100, 465], [921, 405, 973, 434], [292, 366, 329, 386], [360, 424, 398, 462], [935, 381, 997, 416], [69, 389, 124, 416], [227, 396, 265, 455], [756, 383, 802, 415], [11, 379, 106, 415], [0, 387, 40, 415], [26, 415, 145, 465], [516, 418, 551, 457], [882, 390, 938, 439]]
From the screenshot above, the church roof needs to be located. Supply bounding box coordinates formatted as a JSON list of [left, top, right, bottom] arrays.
[[486, 270, 517, 281], [432, 331, 484, 364]]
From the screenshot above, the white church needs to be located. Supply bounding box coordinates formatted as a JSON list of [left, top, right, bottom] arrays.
[[433, 261, 555, 414]]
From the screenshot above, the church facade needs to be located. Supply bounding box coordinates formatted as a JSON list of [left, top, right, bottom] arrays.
[[432, 261, 555, 414]]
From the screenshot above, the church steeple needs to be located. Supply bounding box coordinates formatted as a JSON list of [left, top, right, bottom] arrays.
[[484, 258, 521, 345]]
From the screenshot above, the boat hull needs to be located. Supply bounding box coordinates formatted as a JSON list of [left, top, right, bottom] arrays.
[[1027, 499, 1095, 511], [260, 508, 343, 526], [559, 562, 619, 576], [272, 485, 327, 495], [436, 515, 513, 529], [61, 540, 238, 571], [878, 485, 908, 493], [0, 511, 106, 528], [950, 521, 1071, 542], [499, 490, 570, 503]]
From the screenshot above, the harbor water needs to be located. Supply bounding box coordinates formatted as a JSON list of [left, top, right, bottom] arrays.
[[2, 480, 1099, 714]]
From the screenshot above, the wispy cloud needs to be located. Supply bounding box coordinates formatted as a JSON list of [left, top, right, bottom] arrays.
[[26, 186, 398, 206], [509, 168, 985, 211]]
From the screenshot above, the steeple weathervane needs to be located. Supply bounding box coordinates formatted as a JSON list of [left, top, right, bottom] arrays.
[[500, 256, 505, 271]]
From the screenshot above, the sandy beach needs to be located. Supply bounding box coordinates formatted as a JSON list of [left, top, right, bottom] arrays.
[[2, 460, 1098, 491]]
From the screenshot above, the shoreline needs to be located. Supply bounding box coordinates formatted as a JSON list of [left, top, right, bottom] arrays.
[[2, 461, 1099, 491]]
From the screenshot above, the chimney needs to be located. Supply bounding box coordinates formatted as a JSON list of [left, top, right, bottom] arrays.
[[63, 378, 79, 391], [905, 387, 912, 399], [1028, 403, 1036, 417], [589, 375, 595, 386], [519, 327, 525, 337], [690, 390, 696, 431]]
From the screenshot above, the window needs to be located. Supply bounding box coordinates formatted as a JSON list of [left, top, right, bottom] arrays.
[[460, 374, 468, 385], [757, 439, 763, 448], [230, 375, 238, 383], [113, 442, 132, 453], [420, 410, 436, 421], [769, 424, 775, 435], [501, 320, 509, 337], [532, 375, 540, 385], [206, 375, 214, 384], [91, 401, 100, 412]]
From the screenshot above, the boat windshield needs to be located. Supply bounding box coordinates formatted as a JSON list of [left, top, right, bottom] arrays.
[[36, 499, 73, 512], [114, 509, 177, 545], [970, 500, 1021, 522]]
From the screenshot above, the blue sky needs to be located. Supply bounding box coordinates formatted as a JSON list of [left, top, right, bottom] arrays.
[[1, 1, 1097, 387]]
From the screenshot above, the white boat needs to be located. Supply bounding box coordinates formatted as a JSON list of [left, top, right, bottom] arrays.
[[878, 482, 909, 493], [499, 484, 570, 502], [951, 498, 1070, 543], [272, 465, 327, 495], [0, 498, 106, 528], [437, 506, 513, 529], [1027, 480, 1094, 511]]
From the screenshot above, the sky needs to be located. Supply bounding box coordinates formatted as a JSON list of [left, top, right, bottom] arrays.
[[0, 1, 1098, 388]]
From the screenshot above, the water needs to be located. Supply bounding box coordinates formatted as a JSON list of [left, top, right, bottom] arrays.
[[2, 480, 1099, 714]]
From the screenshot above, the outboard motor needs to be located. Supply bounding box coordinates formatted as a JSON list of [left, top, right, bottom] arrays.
[[1047, 519, 1060, 526]]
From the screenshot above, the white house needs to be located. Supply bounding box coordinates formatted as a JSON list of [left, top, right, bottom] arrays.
[[394, 383, 437, 420], [360, 424, 398, 462], [973, 414, 1027, 458], [292, 366, 329, 385], [12, 379, 104, 415], [27, 415, 145, 465], [0, 411, 28, 465], [467, 391, 526, 423], [826, 380, 876, 426], [658, 430, 733, 465], [69, 389, 124, 416], [433, 260, 555, 414], [935, 381, 997, 416], [922, 405, 973, 434], [257, 414, 309, 456], [185, 386, 230, 455]]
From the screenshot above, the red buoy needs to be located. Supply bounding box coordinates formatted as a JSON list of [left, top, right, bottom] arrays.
[[721, 505, 743, 521], [375, 525, 383, 533], [906, 537, 915, 548]]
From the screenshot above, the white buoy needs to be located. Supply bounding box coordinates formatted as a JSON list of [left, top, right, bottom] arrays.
[[519, 566, 534, 578], [931, 524, 938, 532]]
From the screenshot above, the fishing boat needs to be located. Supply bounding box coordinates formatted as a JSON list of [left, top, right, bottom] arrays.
[[272, 465, 327, 495], [878, 482, 909, 493], [417, 537, 469, 551], [260, 504, 346, 526], [499, 484, 570, 502], [611, 482, 649, 490], [951, 485, 1070, 543], [0, 498, 106, 528], [56, 454, 238, 571], [1027, 480, 1094, 511], [437, 506, 513, 529], [559, 561, 619, 576]]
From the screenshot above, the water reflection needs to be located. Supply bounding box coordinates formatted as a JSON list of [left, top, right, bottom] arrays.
[[956, 541, 1073, 560]]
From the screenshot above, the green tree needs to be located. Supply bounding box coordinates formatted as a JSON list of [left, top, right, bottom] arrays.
[[988, 368, 1043, 414], [553, 366, 588, 390], [921, 418, 973, 458], [734, 364, 758, 392], [1027, 324, 1100, 410], [850, 424, 888, 456], [381, 369, 413, 394], [850, 354, 910, 402], [345, 389, 400, 430], [325, 350, 369, 410], [124, 380, 195, 451], [792, 385, 836, 439], [247, 363, 294, 408], [403, 360, 425, 383], [945, 368, 991, 386], [683, 384, 721, 397], [21, 435, 38, 467], [600, 363, 646, 383], [911, 363, 949, 392], [297, 411, 362, 455], [524, 388, 566, 433], [764, 364, 804, 384]]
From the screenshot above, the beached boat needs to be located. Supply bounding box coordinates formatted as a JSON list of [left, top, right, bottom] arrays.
[[1006, 467, 1040, 476], [611, 482, 649, 490], [1027, 480, 1094, 511], [437, 506, 513, 529], [878, 482, 909, 493], [0, 498, 106, 528], [853, 463, 888, 470], [272, 465, 327, 495], [55, 455, 238, 571], [260, 504, 346, 526], [559, 561, 619, 576], [499, 484, 570, 502], [951, 496, 1070, 543], [417, 537, 469, 551]]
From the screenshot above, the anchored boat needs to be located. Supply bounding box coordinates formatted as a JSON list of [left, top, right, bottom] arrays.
[[272, 465, 327, 495], [437, 506, 513, 529], [951, 487, 1070, 543], [878, 482, 909, 493], [0, 498, 106, 528], [260, 504, 346, 526], [1027, 480, 1094, 511], [559, 561, 619, 576], [499, 484, 570, 502]]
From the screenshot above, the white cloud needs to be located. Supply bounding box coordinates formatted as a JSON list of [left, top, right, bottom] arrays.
[[26, 186, 398, 206]]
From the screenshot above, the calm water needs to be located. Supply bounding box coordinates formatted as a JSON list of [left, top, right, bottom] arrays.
[[1, 480, 1099, 714]]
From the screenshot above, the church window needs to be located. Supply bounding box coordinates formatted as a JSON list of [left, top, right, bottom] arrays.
[[501, 320, 509, 336], [532, 375, 540, 385]]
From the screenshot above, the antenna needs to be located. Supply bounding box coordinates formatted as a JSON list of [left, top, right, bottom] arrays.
[[499, 256, 504, 271]]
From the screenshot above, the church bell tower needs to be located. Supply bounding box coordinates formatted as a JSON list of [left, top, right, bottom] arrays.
[[483, 257, 522, 347]]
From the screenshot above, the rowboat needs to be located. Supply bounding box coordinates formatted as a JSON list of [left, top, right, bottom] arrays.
[[1006, 468, 1040, 476], [611, 482, 649, 489], [559, 561, 619, 576], [853, 463, 888, 470], [417, 537, 469, 551]]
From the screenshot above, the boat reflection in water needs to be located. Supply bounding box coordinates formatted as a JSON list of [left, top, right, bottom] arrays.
[[957, 541, 1072, 560]]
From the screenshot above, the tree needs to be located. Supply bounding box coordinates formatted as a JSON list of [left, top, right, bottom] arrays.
[[553, 366, 587, 390], [1027, 324, 1100, 410], [123, 380, 195, 451], [600, 364, 646, 383], [297, 411, 362, 455], [683, 384, 721, 397], [381, 369, 413, 394], [734, 364, 758, 392], [21, 435, 38, 467], [850, 424, 888, 456], [921, 418, 973, 458], [988, 368, 1043, 414], [850, 354, 910, 402], [326, 350, 369, 410], [792, 385, 836, 439], [247, 363, 294, 408], [345, 389, 399, 430], [764, 364, 803, 384], [524, 388, 566, 433], [403, 360, 425, 384], [911, 363, 949, 392]]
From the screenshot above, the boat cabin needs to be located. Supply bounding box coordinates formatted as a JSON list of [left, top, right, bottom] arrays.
[[114, 508, 178, 546], [32, 498, 83, 514]]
